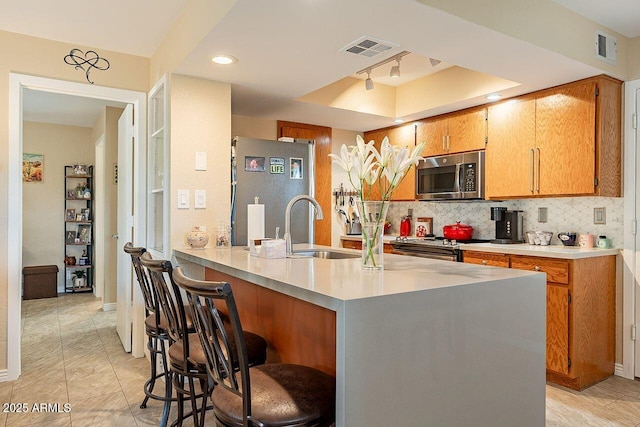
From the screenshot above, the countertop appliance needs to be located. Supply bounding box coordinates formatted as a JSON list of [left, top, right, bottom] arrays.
[[490, 207, 524, 244], [231, 137, 315, 246], [390, 236, 490, 261], [416, 150, 485, 201]]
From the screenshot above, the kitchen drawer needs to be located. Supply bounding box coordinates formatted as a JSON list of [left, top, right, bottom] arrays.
[[463, 250, 510, 268], [510, 255, 569, 284], [341, 239, 361, 250]]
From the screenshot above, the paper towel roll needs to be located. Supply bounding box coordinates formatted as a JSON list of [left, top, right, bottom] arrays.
[[247, 204, 265, 242]]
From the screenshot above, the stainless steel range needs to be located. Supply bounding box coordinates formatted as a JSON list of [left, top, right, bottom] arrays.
[[390, 237, 490, 261]]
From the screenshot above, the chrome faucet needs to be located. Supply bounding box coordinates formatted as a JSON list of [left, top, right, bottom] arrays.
[[284, 195, 324, 256]]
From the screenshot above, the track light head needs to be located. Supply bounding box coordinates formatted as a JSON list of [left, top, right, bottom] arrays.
[[365, 70, 374, 90], [390, 59, 400, 78], [429, 58, 441, 67]]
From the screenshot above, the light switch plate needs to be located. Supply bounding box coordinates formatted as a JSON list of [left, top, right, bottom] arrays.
[[537, 207, 548, 223], [177, 190, 190, 209], [594, 207, 606, 224], [195, 152, 207, 171], [195, 190, 206, 209]]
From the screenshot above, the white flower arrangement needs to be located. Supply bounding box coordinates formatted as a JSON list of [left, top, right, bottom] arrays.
[[329, 135, 425, 202], [330, 135, 425, 268]]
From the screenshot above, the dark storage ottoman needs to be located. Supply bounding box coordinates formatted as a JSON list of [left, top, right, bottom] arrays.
[[23, 265, 58, 300]]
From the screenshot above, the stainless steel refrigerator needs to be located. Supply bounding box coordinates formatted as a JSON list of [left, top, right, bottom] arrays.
[[231, 137, 315, 246]]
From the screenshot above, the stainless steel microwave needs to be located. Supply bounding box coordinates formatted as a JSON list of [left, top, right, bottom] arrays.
[[415, 151, 485, 201]]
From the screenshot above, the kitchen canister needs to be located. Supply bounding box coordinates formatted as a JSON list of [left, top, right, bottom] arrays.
[[186, 226, 209, 249], [579, 233, 595, 248], [597, 235, 612, 248]]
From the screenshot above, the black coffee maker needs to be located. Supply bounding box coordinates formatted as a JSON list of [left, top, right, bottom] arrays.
[[490, 207, 524, 244]]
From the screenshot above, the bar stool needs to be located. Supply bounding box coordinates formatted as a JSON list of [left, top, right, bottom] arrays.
[[141, 254, 267, 427], [172, 267, 335, 427], [123, 243, 174, 426]]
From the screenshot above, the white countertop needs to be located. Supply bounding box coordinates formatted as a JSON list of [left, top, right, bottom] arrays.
[[459, 242, 620, 259], [173, 244, 540, 310]]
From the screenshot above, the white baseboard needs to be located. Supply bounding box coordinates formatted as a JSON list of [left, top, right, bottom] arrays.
[[615, 363, 626, 377], [102, 303, 117, 312]]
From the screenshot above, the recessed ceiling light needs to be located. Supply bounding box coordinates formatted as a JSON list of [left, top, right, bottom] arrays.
[[393, 119, 405, 124], [211, 55, 237, 65], [486, 94, 501, 101]]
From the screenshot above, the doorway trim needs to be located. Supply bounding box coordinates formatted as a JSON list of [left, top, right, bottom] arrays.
[[623, 79, 640, 379], [8, 73, 148, 381]]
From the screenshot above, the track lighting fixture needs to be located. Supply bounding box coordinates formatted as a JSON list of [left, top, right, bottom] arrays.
[[390, 58, 401, 78], [356, 50, 411, 90], [365, 70, 374, 90], [429, 58, 441, 67]]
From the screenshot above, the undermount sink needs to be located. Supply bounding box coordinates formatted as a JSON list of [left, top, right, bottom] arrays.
[[291, 249, 360, 259]]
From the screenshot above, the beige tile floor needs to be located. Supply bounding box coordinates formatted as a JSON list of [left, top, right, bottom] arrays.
[[6, 293, 640, 426]]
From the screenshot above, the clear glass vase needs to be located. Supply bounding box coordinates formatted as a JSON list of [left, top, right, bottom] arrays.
[[356, 199, 389, 270]]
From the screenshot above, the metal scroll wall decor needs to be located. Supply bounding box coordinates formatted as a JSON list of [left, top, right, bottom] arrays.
[[64, 49, 110, 84]]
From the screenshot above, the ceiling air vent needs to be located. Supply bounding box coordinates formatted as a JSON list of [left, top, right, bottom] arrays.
[[595, 29, 617, 65], [339, 36, 398, 58]]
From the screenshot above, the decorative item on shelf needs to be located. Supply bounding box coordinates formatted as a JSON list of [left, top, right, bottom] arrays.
[[78, 249, 89, 266], [72, 270, 86, 288], [75, 182, 86, 198], [329, 135, 425, 270], [83, 188, 91, 199], [186, 226, 209, 249], [73, 164, 88, 175], [64, 255, 76, 266]]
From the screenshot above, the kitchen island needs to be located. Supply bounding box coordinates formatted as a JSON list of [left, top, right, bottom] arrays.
[[174, 245, 546, 426]]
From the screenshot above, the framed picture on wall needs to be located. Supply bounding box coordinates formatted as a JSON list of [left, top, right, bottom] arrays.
[[22, 153, 43, 182]]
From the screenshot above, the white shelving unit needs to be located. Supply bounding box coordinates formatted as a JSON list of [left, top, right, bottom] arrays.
[[147, 75, 170, 257]]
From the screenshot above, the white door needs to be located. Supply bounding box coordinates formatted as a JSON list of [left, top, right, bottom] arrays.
[[117, 104, 134, 352], [634, 86, 640, 377]]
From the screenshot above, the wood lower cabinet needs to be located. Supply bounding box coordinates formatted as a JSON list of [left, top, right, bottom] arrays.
[[341, 238, 393, 253], [463, 250, 615, 390], [461, 250, 510, 268], [486, 75, 621, 199]]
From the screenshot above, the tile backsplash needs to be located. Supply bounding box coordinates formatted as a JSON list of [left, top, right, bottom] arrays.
[[387, 197, 624, 247]]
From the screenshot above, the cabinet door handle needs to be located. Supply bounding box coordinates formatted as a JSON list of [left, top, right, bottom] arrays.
[[481, 260, 487, 265], [442, 135, 446, 151], [534, 265, 540, 271], [446, 135, 451, 151], [529, 148, 535, 192], [535, 147, 541, 192]]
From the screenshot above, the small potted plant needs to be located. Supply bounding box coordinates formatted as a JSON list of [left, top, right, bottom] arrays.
[[72, 270, 86, 288]]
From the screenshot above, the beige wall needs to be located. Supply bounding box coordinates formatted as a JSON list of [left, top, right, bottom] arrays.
[[22, 122, 94, 291], [416, 0, 630, 81], [150, 0, 238, 82], [170, 75, 232, 250], [231, 115, 277, 140], [0, 30, 148, 370], [630, 37, 640, 80]]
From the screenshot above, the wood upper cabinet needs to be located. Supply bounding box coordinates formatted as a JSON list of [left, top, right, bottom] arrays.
[[417, 108, 487, 157], [363, 123, 417, 201], [536, 82, 596, 196], [486, 76, 621, 199], [486, 97, 536, 198]]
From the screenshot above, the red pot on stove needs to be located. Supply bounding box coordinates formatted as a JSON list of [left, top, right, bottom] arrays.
[[442, 221, 474, 241]]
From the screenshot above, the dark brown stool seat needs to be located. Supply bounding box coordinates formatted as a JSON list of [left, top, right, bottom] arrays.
[[212, 363, 335, 427]]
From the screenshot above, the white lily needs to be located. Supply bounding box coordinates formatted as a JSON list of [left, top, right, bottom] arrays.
[[328, 144, 353, 173]]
